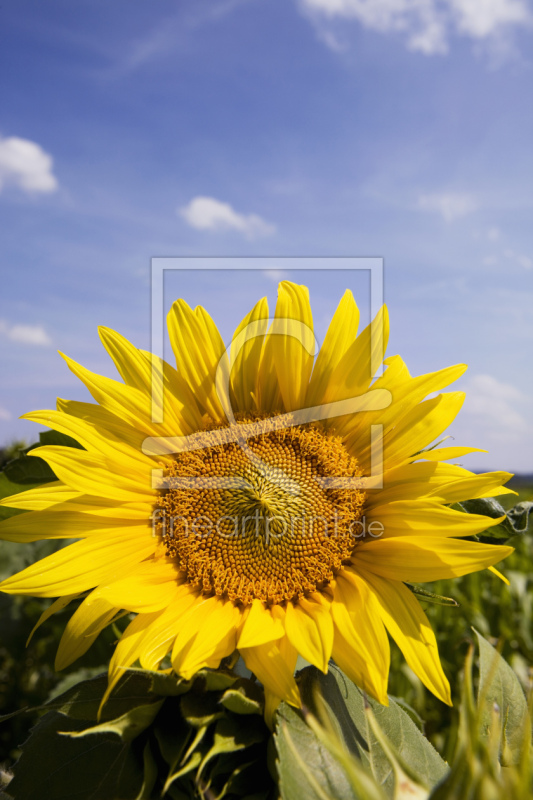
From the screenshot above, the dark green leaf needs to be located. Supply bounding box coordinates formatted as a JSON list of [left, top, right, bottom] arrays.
[[180, 690, 224, 728], [63, 701, 163, 743], [43, 670, 173, 722], [196, 668, 238, 691], [220, 680, 263, 715], [457, 497, 532, 543], [406, 583, 460, 607], [506, 502, 533, 535], [199, 716, 267, 778], [153, 698, 191, 767], [37, 430, 83, 450], [3, 455, 56, 486], [474, 629, 530, 765], [6, 711, 145, 800]]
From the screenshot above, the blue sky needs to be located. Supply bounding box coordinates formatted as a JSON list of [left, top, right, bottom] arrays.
[[1, 0, 532, 471]]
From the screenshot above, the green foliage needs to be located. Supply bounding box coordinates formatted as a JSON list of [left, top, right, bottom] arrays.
[[386, 479, 533, 759], [276, 636, 532, 800], [2, 669, 273, 800], [276, 667, 448, 800]]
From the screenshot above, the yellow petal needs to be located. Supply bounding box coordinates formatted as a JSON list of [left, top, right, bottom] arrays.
[[22, 409, 152, 472], [28, 446, 153, 502], [365, 500, 505, 539], [57, 398, 148, 453], [101, 610, 163, 713], [330, 574, 390, 703], [264, 688, 282, 730], [411, 446, 486, 462], [354, 568, 451, 705], [229, 297, 269, 413], [365, 461, 480, 506], [138, 586, 198, 670], [352, 536, 514, 583], [425, 472, 513, 504], [0, 530, 155, 596], [60, 352, 171, 437], [488, 565, 510, 585], [0, 506, 148, 543], [240, 638, 300, 707], [382, 392, 465, 471], [331, 634, 389, 706], [92, 558, 182, 612], [172, 596, 241, 679], [167, 300, 228, 422], [0, 482, 81, 511], [327, 305, 389, 407], [346, 362, 466, 463], [270, 282, 315, 412], [284, 596, 333, 673], [306, 290, 360, 407], [237, 598, 284, 649], [55, 593, 121, 670], [26, 593, 79, 645]]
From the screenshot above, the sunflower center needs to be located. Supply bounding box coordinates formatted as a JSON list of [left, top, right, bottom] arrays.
[[155, 416, 365, 604]]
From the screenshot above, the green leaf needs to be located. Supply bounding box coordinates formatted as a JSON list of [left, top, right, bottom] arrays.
[[286, 666, 448, 797], [457, 497, 532, 543], [276, 704, 357, 800], [0, 472, 44, 521], [1, 430, 82, 488], [196, 668, 239, 691], [199, 715, 267, 777], [220, 681, 263, 715], [6, 711, 145, 800], [37, 430, 83, 450], [43, 670, 177, 722], [3, 454, 56, 486], [180, 690, 224, 728], [62, 701, 163, 743], [406, 584, 460, 607], [135, 740, 158, 800], [473, 629, 530, 765], [506, 501, 533, 535], [153, 697, 192, 767]]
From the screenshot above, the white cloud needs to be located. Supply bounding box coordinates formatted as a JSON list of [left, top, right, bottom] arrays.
[[0, 319, 52, 346], [0, 135, 58, 195], [263, 268, 290, 281], [0, 407, 11, 422], [299, 0, 532, 55], [418, 191, 477, 221], [449, 373, 533, 469], [179, 196, 276, 238], [462, 374, 529, 438], [504, 248, 533, 270], [449, 0, 530, 38]]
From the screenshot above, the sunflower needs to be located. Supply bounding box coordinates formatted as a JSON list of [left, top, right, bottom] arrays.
[[0, 281, 513, 724]]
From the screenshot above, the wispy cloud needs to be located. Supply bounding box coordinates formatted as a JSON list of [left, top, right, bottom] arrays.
[[418, 191, 477, 221], [0, 407, 11, 422], [299, 0, 532, 56], [179, 196, 276, 238], [263, 268, 290, 281], [106, 0, 250, 77], [460, 373, 530, 442], [0, 319, 52, 346], [0, 135, 58, 195]]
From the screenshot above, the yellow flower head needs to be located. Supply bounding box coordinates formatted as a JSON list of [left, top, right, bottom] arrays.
[[0, 282, 513, 723]]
